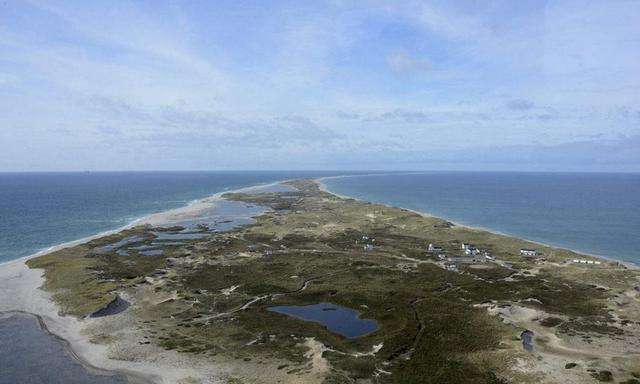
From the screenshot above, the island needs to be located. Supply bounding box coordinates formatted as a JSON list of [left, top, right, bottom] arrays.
[[9, 179, 640, 383]]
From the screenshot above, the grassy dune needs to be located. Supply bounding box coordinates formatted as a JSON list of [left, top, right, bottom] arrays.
[[26, 179, 640, 383]]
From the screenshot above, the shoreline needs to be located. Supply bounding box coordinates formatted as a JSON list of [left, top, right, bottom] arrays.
[[1, 175, 636, 383], [0, 179, 295, 384], [0, 179, 293, 268], [315, 176, 638, 269], [0, 310, 153, 384]]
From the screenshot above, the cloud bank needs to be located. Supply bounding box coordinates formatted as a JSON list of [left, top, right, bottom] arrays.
[[0, 0, 638, 171]]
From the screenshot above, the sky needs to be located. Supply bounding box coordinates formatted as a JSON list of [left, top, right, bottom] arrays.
[[0, 0, 639, 172]]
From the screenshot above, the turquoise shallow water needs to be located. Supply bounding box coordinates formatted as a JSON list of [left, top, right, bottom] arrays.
[[322, 172, 640, 264]]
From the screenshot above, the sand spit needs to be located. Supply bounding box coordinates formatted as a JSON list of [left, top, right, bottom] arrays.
[[0, 258, 300, 383], [3, 177, 639, 383], [316, 177, 638, 270], [0, 180, 299, 384]]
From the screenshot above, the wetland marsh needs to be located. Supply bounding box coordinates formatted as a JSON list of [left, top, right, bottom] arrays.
[[15, 179, 640, 383]]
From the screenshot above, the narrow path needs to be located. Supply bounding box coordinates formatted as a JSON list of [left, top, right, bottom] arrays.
[[196, 270, 345, 323]]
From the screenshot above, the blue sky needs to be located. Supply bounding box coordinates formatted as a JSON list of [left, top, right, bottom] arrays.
[[1, 0, 639, 171]]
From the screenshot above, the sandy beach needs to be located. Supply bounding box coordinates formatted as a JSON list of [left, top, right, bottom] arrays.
[[0, 180, 298, 384], [316, 177, 638, 270], [2, 178, 638, 384]]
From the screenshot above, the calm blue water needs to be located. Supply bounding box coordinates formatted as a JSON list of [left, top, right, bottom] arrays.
[[2, 171, 637, 264], [0, 313, 128, 384], [0, 171, 351, 264], [323, 172, 640, 264], [268, 302, 379, 338]]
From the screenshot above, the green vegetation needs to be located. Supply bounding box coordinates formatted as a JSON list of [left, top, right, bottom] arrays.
[[26, 179, 639, 383]]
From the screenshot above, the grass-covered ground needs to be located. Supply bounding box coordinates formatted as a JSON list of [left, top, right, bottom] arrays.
[[26, 180, 640, 383]]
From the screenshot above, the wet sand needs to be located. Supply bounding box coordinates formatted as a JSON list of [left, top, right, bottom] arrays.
[[0, 181, 291, 384]]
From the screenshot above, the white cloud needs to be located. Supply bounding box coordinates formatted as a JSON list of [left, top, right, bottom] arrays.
[[0, 0, 638, 171]]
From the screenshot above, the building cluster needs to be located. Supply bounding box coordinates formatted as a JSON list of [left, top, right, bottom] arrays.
[[519, 248, 539, 257], [461, 243, 493, 260], [570, 258, 602, 266], [427, 243, 443, 253], [428, 242, 495, 272], [362, 235, 375, 252]]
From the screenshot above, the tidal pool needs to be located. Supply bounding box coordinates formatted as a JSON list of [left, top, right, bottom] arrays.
[[267, 302, 378, 338], [90, 296, 130, 318], [152, 231, 209, 241], [246, 183, 297, 194], [139, 249, 164, 256], [95, 235, 145, 253], [521, 330, 534, 352]]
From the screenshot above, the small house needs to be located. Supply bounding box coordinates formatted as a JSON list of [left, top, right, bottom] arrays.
[[444, 262, 458, 272], [465, 247, 481, 256], [520, 249, 538, 257], [571, 259, 601, 266], [427, 243, 443, 253], [364, 244, 374, 252]]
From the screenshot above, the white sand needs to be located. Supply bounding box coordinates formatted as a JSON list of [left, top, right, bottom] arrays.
[[0, 180, 302, 384]]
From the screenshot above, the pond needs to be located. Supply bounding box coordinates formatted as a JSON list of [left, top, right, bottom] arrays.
[[139, 249, 164, 256], [152, 231, 209, 241], [95, 235, 145, 253], [267, 302, 379, 338], [246, 183, 298, 194], [90, 296, 130, 318], [521, 330, 534, 352]]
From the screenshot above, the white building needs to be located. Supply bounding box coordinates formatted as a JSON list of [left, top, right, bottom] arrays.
[[444, 263, 458, 272], [427, 243, 443, 253], [520, 249, 538, 257], [571, 259, 601, 265]]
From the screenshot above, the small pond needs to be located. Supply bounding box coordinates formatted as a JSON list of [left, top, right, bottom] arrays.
[[90, 296, 130, 318], [152, 231, 209, 241], [139, 249, 164, 256], [162, 199, 266, 230], [521, 330, 534, 352], [267, 302, 379, 338], [95, 235, 145, 253]]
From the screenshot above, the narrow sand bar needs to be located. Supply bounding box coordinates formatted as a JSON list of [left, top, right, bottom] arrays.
[[1, 178, 637, 383], [0, 181, 294, 384]]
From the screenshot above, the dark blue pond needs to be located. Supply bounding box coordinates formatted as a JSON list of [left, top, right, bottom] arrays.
[[268, 302, 378, 338]]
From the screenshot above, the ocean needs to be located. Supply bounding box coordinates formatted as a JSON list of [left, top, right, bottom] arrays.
[[1, 171, 639, 265], [322, 172, 640, 264], [0, 171, 346, 264], [1, 170, 639, 381]]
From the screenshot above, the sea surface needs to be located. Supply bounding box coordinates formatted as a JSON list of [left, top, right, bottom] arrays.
[[1, 170, 639, 381], [0, 171, 348, 264], [0, 313, 128, 384], [322, 172, 640, 264], [1, 170, 638, 265]]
